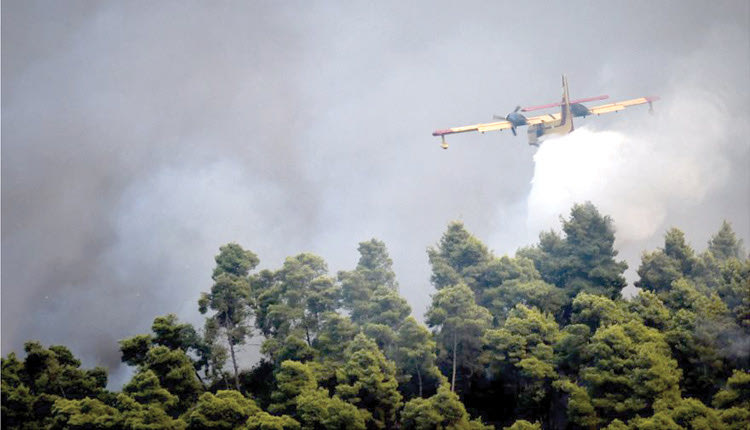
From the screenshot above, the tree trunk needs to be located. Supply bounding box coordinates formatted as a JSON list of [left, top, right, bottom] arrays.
[[451, 330, 457, 393], [227, 332, 240, 391], [222, 371, 230, 390], [194, 369, 206, 389], [416, 365, 423, 398]]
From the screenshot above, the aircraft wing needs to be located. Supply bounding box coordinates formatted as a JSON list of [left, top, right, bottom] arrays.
[[432, 119, 513, 136], [587, 96, 660, 116], [526, 113, 561, 125]]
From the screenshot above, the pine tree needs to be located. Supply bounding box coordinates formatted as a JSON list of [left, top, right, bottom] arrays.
[[199, 243, 258, 390]]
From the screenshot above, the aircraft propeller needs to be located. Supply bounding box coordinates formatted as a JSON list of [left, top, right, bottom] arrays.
[[493, 106, 526, 136]]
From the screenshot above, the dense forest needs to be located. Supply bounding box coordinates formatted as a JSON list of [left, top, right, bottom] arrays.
[[2, 202, 748, 429]]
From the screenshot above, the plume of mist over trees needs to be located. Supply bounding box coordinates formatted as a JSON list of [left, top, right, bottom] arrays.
[[3, 203, 749, 429]]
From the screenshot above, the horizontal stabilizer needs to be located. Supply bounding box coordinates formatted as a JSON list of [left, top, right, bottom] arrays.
[[521, 95, 609, 112]]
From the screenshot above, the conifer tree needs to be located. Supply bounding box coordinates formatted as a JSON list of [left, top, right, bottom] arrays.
[[428, 221, 492, 290], [393, 317, 441, 398], [335, 334, 403, 429], [340, 239, 399, 320], [426, 283, 492, 393], [252, 253, 340, 358], [521, 202, 628, 300], [709, 221, 745, 261], [199, 243, 258, 390]]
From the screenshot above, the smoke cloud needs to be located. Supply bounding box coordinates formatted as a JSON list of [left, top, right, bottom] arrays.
[[526, 27, 749, 284], [2, 2, 748, 387]]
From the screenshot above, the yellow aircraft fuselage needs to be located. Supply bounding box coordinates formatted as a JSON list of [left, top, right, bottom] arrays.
[[526, 75, 574, 146]]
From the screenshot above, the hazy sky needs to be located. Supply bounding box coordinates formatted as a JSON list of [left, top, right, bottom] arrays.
[[3, 1, 749, 386]]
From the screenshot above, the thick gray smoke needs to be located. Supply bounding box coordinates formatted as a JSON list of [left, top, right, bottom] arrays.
[[526, 25, 750, 287], [3, 2, 748, 387]]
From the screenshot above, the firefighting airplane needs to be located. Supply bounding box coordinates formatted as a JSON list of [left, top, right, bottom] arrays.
[[432, 75, 659, 148]]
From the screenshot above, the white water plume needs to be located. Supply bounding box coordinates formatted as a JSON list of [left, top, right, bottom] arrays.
[[526, 84, 743, 249]]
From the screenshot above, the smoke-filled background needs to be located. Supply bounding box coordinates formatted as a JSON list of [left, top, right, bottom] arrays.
[[3, 1, 749, 386]]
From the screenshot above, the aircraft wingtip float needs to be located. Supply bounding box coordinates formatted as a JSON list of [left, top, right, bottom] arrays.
[[433, 75, 659, 149]]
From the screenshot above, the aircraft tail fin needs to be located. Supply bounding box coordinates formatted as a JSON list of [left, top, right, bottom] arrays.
[[560, 74, 574, 130]]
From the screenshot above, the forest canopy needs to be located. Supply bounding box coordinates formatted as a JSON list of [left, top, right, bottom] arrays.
[[3, 202, 748, 429]]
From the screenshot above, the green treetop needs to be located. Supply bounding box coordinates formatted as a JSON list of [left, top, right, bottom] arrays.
[[212, 242, 260, 279], [122, 369, 178, 411], [636, 228, 697, 293], [1, 344, 109, 429], [483, 304, 561, 421], [335, 334, 403, 429], [708, 221, 745, 261], [579, 320, 682, 424], [199, 274, 254, 390], [351, 285, 412, 356], [426, 283, 492, 394], [143, 346, 203, 412], [393, 316, 442, 398], [713, 370, 750, 429], [521, 202, 628, 300], [49, 397, 122, 430], [401, 385, 492, 430], [269, 360, 317, 416], [662, 279, 740, 400], [184, 390, 259, 429], [296, 388, 367, 430], [473, 255, 566, 324], [570, 292, 630, 331], [199, 243, 258, 390], [428, 221, 492, 291], [351, 285, 411, 329], [115, 393, 187, 429], [252, 253, 340, 359], [266, 360, 367, 430], [311, 313, 358, 367], [627, 290, 671, 331], [339, 239, 399, 320]]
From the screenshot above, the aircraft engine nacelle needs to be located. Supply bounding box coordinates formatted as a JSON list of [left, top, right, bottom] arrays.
[[505, 112, 528, 125], [570, 103, 591, 117], [504, 107, 528, 136]]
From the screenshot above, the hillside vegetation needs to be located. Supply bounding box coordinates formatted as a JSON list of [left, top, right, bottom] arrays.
[[3, 202, 748, 429]]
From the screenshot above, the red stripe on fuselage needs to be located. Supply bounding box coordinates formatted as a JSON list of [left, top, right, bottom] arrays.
[[522, 94, 609, 112]]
